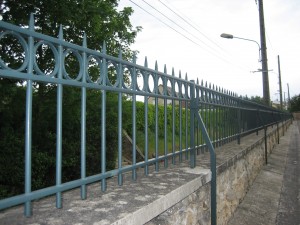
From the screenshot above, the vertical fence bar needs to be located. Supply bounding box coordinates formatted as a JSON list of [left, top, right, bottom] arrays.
[[277, 120, 280, 144], [144, 57, 149, 175], [171, 69, 175, 164], [101, 43, 107, 191], [263, 112, 268, 165], [144, 95, 149, 174], [55, 22, 64, 210], [185, 74, 188, 159], [200, 81, 204, 151], [117, 50, 123, 185], [185, 98, 188, 159], [195, 80, 199, 153], [205, 84, 209, 147], [223, 92, 226, 145], [216, 105, 219, 147], [132, 55, 137, 181], [212, 87, 216, 146], [179, 72, 183, 162], [282, 115, 285, 136], [154, 62, 159, 171], [80, 33, 87, 199], [237, 107, 241, 145], [163, 66, 168, 168], [190, 80, 196, 168], [24, 14, 34, 217]]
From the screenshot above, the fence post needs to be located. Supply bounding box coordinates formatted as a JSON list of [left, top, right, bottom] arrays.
[[237, 99, 241, 145], [190, 80, 196, 168], [191, 80, 217, 225], [195, 111, 217, 225]]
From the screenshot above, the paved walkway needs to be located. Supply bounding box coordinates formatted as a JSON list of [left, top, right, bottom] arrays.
[[228, 121, 300, 225]]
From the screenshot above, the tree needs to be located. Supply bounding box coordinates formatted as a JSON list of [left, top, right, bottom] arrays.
[[289, 94, 300, 112], [0, 0, 141, 198], [250, 96, 265, 105], [1, 0, 141, 56]]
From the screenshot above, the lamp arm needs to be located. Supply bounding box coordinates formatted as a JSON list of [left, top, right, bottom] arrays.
[[233, 36, 261, 62]]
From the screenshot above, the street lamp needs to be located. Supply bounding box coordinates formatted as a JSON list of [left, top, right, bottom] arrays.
[[220, 33, 261, 62], [220, 33, 270, 105]]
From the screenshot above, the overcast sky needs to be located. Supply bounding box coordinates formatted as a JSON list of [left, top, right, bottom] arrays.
[[118, 0, 300, 102]]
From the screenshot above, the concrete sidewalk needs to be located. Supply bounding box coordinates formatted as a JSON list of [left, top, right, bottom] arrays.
[[228, 121, 300, 225]]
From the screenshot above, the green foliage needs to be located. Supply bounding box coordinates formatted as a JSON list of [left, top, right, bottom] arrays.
[[0, 81, 120, 198], [242, 95, 265, 105], [123, 101, 190, 157], [0, 80, 26, 197], [289, 94, 300, 112]]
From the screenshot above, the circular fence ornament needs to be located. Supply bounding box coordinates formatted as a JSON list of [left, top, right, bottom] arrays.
[[62, 49, 83, 81], [86, 55, 102, 84], [33, 40, 59, 77], [0, 31, 29, 72]]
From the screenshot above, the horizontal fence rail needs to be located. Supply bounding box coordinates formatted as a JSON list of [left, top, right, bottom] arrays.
[[0, 14, 292, 222]]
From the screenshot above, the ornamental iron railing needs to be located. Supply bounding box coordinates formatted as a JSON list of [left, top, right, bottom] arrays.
[[0, 14, 291, 225]]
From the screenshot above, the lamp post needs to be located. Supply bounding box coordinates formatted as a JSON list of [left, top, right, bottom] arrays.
[[220, 33, 270, 105]]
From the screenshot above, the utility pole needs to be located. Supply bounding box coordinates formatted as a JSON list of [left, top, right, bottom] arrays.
[[258, 0, 270, 106], [277, 55, 283, 110]]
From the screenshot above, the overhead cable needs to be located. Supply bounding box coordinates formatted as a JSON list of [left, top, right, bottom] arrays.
[[128, 0, 251, 72], [158, 0, 225, 52]]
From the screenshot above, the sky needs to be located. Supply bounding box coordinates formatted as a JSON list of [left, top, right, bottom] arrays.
[[118, 0, 300, 102]]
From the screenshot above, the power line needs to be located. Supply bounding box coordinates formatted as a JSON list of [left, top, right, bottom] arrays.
[[128, 0, 199, 46], [141, 0, 220, 55], [128, 0, 251, 72], [158, 0, 225, 53], [155, 0, 248, 70]]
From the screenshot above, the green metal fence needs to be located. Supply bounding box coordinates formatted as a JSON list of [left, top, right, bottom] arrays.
[[0, 14, 291, 224]]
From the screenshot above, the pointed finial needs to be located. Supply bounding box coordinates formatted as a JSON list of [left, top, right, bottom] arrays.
[[82, 32, 87, 48], [179, 70, 181, 79], [172, 67, 175, 76], [29, 13, 34, 31], [59, 25, 63, 40], [185, 73, 188, 80], [164, 64, 167, 74], [144, 56, 148, 67], [132, 53, 137, 64], [155, 61, 158, 71], [196, 78, 199, 84], [102, 41, 107, 54]]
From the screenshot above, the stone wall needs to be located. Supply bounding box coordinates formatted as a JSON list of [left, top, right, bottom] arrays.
[[147, 120, 291, 225], [293, 112, 300, 120], [146, 183, 211, 225]]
